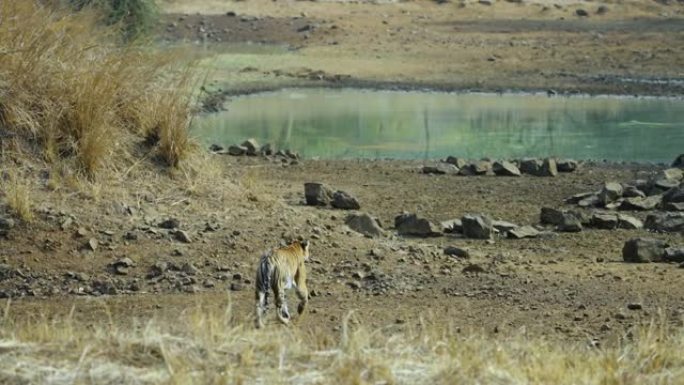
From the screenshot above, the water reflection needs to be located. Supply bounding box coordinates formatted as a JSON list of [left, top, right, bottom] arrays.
[[193, 89, 684, 163]]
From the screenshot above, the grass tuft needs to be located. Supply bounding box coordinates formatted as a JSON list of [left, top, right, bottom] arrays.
[[2, 169, 34, 222]]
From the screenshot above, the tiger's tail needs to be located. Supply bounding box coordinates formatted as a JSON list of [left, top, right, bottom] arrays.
[[256, 253, 271, 306]]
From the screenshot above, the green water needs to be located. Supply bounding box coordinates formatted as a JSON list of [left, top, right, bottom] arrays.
[[193, 89, 684, 163]]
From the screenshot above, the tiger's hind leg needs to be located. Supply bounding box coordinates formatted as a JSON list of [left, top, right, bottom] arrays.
[[274, 286, 290, 325], [255, 290, 267, 329]]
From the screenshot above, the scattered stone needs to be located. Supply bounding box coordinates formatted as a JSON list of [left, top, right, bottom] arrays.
[[158, 218, 180, 229], [461, 214, 494, 239], [209, 144, 224, 153], [304, 183, 334, 206], [617, 214, 643, 230], [664, 247, 684, 263], [620, 195, 662, 211], [347, 281, 362, 290], [260, 143, 274, 156], [230, 282, 243, 291], [622, 237, 668, 263], [492, 161, 521, 176], [644, 212, 684, 232], [660, 168, 684, 182], [578, 194, 600, 208], [596, 5, 609, 14], [112, 257, 134, 275], [540, 207, 564, 225], [519, 158, 542, 175], [508, 225, 540, 239], [622, 186, 646, 198], [473, 160, 493, 175], [182, 262, 199, 275], [395, 213, 440, 237], [627, 303, 643, 311], [462, 264, 486, 274], [539, 158, 558, 177], [557, 159, 578, 172], [565, 191, 597, 204], [331, 190, 360, 210], [445, 156, 467, 169], [1, 217, 17, 233], [174, 230, 192, 243], [345, 213, 385, 237], [599, 182, 623, 205], [558, 214, 583, 232], [590, 212, 619, 229], [663, 202, 684, 211], [441, 218, 463, 233], [422, 163, 459, 175], [492, 220, 518, 233], [672, 154, 684, 168], [123, 231, 139, 241], [75, 227, 88, 237], [444, 246, 470, 258], [241, 138, 260, 156], [576, 8, 589, 17], [203, 279, 216, 288], [86, 238, 98, 251], [148, 262, 168, 278], [228, 145, 247, 156], [663, 185, 684, 204]]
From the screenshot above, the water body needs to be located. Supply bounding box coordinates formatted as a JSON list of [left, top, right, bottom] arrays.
[[193, 89, 684, 163]]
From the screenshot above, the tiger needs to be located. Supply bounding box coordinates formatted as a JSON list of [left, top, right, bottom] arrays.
[[254, 239, 310, 329]]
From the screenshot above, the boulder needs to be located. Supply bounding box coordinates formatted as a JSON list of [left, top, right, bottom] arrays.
[[663, 185, 684, 203], [331, 190, 361, 210], [260, 143, 274, 156], [0, 217, 15, 236], [304, 183, 333, 206], [664, 247, 684, 263], [508, 225, 540, 239], [241, 139, 260, 156], [422, 163, 459, 175], [576, 8, 589, 17], [622, 185, 646, 198], [492, 161, 521, 176], [598, 182, 623, 205], [622, 238, 668, 263], [445, 156, 468, 169], [228, 145, 247, 156], [444, 246, 470, 258], [519, 158, 542, 175], [557, 159, 578, 172], [590, 212, 619, 229], [345, 213, 385, 237], [471, 160, 492, 175], [617, 214, 643, 230], [660, 168, 684, 182], [578, 194, 600, 208], [673, 154, 684, 168], [492, 220, 518, 233], [395, 213, 440, 237], [209, 144, 224, 153], [540, 207, 565, 225], [558, 214, 583, 232], [539, 158, 558, 177], [620, 195, 662, 211], [461, 214, 494, 239], [663, 202, 684, 211], [565, 191, 597, 204], [644, 212, 684, 233], [441, 218, 463, 233]]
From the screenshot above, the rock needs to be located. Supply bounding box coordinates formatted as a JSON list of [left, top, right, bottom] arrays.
[[620, 195, 662, 211], [395, 213, 440, 237], [627, 303, 643, 311], [663, 202, 684, 211], [209, 144, 224, 153], [672, 154, 684, 168], [0, 217, 15, 234], [260, 143, 274, 156], [462, 264, 486, 274], [347, 281, 362, 290], [227, 145, 247, 156], [565, 191, 597, 204], [445, 156, 467, 168], [557, 159, 578, 172], [599, 182, 623, 205], [596, 5, 609, 14], [492, 220, 518, 233], [508, 225, 540, 239], [660, 168, 684, 182], [479, 0, 494, 5], [664, 247, 684, 263], [182, 262, 199, 275], [75, 227, 88, 237], [492, 161, 521, 177], [148, 262, 168, 278], [578, 194, 600, 208], [112, 257, 134, 275], [345, 213, 385, 237], [331, 190, 360, 210], [622, 238, 668, 263], [663, 185, 684, 203], [622, 186, 646, 198], [304, 182, 333, 206], [441, 218, 463, 233], [461, 214, 494, 239], [540, 207, 564, 225], [158, 218, 180, 229], [241, 138, 260, 156], [576, 8, 589, 16], [617, 214, 643, 230], [539, 158, 558, 177], [422, 163, 459, 175], [519, 158, 542, 175], [590, 212, 619, 229], [86, 238, 98, 251], [230, 282, 243, 291], [444, 246, 470, 258], [644, 212, 684, 232], [558, 214, 583, 232], [174, 230, 192, 243]]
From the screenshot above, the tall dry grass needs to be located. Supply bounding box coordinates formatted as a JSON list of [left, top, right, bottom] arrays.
[[0, 1, 195, 178], [0, 303, 682, 385]]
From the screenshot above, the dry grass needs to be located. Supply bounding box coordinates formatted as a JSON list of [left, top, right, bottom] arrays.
[[1, 169, 34, 222], [0, 302, 682, 385], [0, 1, 196, 179]]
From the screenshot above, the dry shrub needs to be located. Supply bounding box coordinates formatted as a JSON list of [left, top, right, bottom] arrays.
[[2, 169, 34, 222], [0, 1, 195, 179]]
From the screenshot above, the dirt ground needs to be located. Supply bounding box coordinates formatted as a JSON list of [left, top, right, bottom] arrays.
[[158, 0, 684, 96], [2, 0, 684, 345]]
